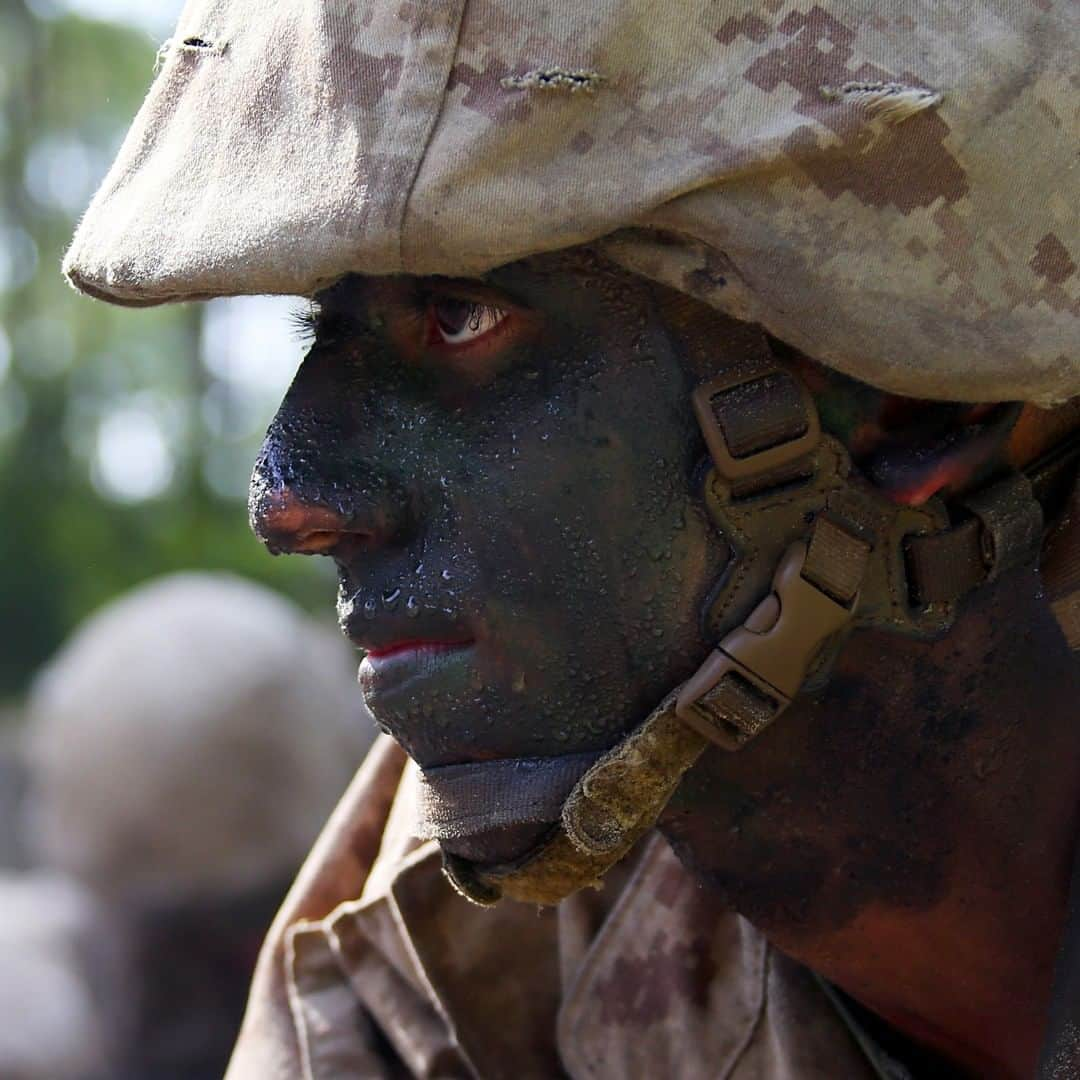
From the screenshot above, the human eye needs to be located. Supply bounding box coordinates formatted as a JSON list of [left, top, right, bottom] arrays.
[[295, 277, 534, 385], [428, 297, 509, 348]]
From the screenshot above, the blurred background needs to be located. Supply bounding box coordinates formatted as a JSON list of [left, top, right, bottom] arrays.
[[0, 0, 332, 705], [1, 3, 374, 1076]]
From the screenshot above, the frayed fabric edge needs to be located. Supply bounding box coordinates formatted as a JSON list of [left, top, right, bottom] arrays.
[[501, 67, 603, 93], [821, 80, 943, 123]]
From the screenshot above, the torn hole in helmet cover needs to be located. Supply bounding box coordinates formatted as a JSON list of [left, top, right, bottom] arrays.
[[156, 36, 227, 69]]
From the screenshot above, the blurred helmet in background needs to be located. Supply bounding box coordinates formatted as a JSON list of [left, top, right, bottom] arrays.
[[0, 871, 121, 1080], [21, 572, 372, 903]]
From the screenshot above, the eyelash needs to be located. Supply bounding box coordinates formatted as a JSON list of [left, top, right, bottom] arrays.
[[290, 295, 513, 355], [462, 304, 502, 333], [289, 302, 323, 345]]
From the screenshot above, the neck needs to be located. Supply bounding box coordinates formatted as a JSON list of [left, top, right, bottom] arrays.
[[793, 879, 1068, 1076], [660, 565, 1080, 1077], [770, 760, 1077, 1078]]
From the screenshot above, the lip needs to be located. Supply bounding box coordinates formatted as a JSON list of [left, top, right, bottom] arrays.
[[358, 639, 477, 700], [365, 638, 473, 661]]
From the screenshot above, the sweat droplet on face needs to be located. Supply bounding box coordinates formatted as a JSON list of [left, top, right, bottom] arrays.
[[261, 254, 717, 772]]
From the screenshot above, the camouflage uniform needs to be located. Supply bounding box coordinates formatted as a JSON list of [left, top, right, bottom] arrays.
[[225, 736, 923, 1079]]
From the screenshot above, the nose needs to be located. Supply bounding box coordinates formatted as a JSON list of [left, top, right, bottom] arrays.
[[250, 488, 363, 555], [252, 481, 418, 556], [250, 454, 414, 557], [249, 364, 417, 558]]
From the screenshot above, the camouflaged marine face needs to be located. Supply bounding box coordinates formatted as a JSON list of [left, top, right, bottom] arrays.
[[249, 254, 722, 866], [64, 0, 1078, 406]]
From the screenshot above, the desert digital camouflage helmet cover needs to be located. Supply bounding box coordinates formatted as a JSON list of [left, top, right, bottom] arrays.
[[64, 0, 1078, 406]]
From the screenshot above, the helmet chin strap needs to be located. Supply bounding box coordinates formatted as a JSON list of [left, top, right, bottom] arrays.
[[444, 360, 1049, 907]]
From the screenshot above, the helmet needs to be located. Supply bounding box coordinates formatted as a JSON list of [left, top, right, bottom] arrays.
[[0, 872, 115, 1079], [22, 573, 373, 902], [64, 0, 1077, 405]]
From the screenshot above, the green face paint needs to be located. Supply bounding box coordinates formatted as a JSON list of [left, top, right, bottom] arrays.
[[250, 251, 729, 864]]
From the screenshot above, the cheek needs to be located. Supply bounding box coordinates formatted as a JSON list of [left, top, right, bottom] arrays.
[[453, 361, 714, 696], [573, 368, 715, 666]]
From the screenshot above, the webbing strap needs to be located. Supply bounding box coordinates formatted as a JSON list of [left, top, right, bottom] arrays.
[[692, 362, 820, 493], [904, 518, 985, 606], [903, 432, 1080, 612], [905, 473, 1044, 607], [903, 429, 1080, 609], [417, 751, 601, 840], [803, 514, 872, 606], [443, 374, 1080, 908], [444, 690, 709, 906], [708, 370, 809, 460], [680, 670, 776, 750]]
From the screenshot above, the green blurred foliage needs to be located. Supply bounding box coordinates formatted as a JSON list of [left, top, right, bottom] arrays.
[[0, 2, 331, 701]]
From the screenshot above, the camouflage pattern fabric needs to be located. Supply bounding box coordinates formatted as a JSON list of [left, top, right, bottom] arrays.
[[226, 735, 884, 1079], [64, 0, 1078, 405]]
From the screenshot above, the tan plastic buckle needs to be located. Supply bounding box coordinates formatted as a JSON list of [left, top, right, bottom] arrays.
[[692, 367, 821, 482], [676, 541, 857, 750]]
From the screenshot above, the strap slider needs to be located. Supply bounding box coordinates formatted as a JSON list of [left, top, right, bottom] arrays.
[[692, 366, 821, 483], [676, 540, 860, 750]]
